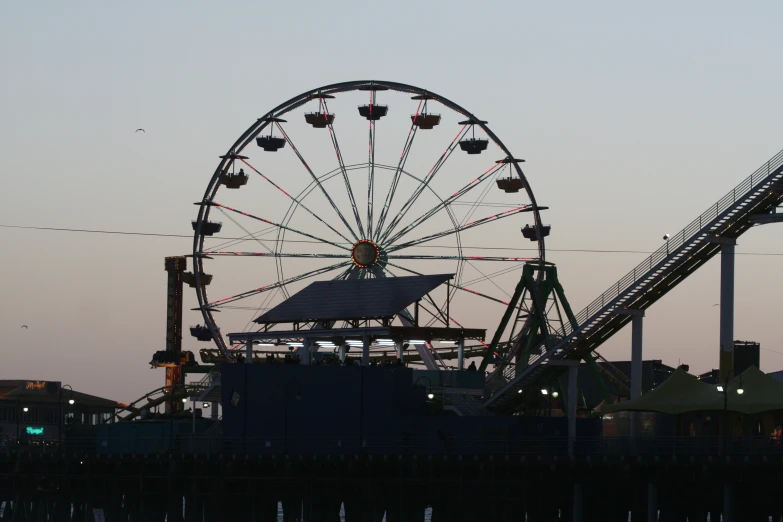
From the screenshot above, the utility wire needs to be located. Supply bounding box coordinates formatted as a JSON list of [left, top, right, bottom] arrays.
[[3, 224, 783, 256]]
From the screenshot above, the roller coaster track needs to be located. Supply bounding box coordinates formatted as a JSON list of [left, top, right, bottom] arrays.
[[485, 149, 783, 412], [108, 371, 219, 422]]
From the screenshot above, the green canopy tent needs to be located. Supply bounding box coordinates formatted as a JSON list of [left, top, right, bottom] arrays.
[[603, 366, 783, 416], [601, 367, 717, 415]]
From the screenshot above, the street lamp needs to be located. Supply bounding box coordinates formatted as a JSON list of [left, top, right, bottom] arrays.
[[415, 376, 434, 401], [717, 370, 744, 452], [59, 384, 74, 452]]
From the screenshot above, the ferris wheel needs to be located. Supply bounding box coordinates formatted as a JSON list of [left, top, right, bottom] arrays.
[[190, 81, 550, 364]]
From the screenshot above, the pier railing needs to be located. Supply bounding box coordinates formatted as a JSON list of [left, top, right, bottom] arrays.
[[4, 436, 782, 458]]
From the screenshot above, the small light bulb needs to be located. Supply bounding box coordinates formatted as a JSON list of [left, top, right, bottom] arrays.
[[23, 407, 28, 412], [182, 398, 188, 403], [737, 388, 744, 395], [717, 385, 724, 392], [68, 399, 75, 405], [517, 389, 523, 394], [552, 391, 559, 398], [540, 389, 549, 395], [427, 393, 434, 400]]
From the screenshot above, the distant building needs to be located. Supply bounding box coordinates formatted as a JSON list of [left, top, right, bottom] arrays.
[[557, 359, 679, 411], [0, 380, 123, 443], [698, 340, 761, 384]]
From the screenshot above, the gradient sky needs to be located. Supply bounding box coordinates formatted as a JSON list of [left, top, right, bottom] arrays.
[[2, 1, 782, 403]]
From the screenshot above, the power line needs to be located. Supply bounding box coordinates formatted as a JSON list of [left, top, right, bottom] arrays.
[[2, 223, 783, 257]]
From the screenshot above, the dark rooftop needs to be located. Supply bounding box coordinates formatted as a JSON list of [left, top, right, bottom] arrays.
[[255, 274, 453, 324]]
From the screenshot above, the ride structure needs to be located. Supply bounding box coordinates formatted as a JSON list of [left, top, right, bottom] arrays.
[[484, 149, 783, 412], [190, 80, 565, 371]]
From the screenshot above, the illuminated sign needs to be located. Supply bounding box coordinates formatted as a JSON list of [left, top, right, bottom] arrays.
[[25, 427, 44, 436], [25, 381, 46, 391]]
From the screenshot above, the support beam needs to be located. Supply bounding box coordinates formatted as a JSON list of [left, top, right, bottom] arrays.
[[395, 341, 403, 361], [245, 339, 252, 364], [457, 338, 465, 370], [301, 338, 311, 366], [723, 483, 734, 522], [647, 482, 658, 522], [708, 237, 737, 381], [748, 211, 783, 224], [548, 359, 580, 456], [572, 483, 582, 522], [568, 364, 578, 457], [614, 308, 645, 400], [362, 335, 370, 366]]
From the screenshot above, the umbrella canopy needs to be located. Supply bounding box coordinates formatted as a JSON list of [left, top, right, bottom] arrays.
[[602, 367, 717, 415], [603, 365, 783, 416], [717, 365, 783, 415]]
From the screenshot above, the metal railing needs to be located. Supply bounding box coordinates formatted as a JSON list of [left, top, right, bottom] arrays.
[[3, 436, 782, 457], [488, 150, 783, 401]]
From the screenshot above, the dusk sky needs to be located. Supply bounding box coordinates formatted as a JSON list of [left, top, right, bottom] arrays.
[[2, 1, 782, 403]]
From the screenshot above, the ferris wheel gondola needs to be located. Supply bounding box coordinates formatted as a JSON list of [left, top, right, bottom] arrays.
[[191, 81, 551, 363]]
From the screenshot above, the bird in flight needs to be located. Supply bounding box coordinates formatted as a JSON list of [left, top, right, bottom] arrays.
[[135, 128, 145, 133], [713, 304, 720, 307], [21, 325, 28, 329]]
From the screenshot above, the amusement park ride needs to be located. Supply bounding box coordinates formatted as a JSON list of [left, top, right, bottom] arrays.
[[125, 80, 783, 422]]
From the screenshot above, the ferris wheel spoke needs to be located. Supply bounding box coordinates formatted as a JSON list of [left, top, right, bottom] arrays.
[[385, 206, 532, 253], [214, 207, 275, 253], [386, 254, 533, 262], [372, 265, 448, 327], [202, 251, 348, 259], [373, 99, 422, 242], [382, 162, 506, 246], [208, 260, 352, 307], [377, 124, 470, 245], [239, 158, 355, 245], [275, 122, 360, 241], [323, 111, 365, 239], [366, 91, 378, 240], [384, 261, 524, 311], [210, 202, 350, 251]]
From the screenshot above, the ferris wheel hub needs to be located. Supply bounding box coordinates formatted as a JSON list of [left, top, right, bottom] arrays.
[[351, 240, 381, 269]]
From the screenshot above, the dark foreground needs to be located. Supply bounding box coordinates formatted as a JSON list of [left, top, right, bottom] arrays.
[[1, 447, 782, 522]]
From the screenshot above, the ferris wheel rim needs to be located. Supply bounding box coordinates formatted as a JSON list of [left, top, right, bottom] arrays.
[[192, 80, 548, 359]]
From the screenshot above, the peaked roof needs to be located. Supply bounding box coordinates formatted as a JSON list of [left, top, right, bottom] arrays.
[[603, 365, 783, 415], [602, 367, 716, 415], [255, 274, 453, 324]]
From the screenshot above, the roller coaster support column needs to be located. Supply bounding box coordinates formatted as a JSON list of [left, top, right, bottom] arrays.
[[708, 237, 737, 381], [550, 360, 580, 456], [616, 308, 645, 440], [457, 338, 465, 370]]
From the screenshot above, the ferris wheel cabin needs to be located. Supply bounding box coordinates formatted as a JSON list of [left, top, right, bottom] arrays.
[[255, 135, 286, 151], [304, 112, 335, 128], [358, 105, 389, 121], [190, 325, 216, 342], [459, 138, 489, 155], [192, 220, 222, 236], [411, 113, 441, 129], [181, 272, 212, 288], [521, 224, 551, 241], [219, 169, 249, 189]]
